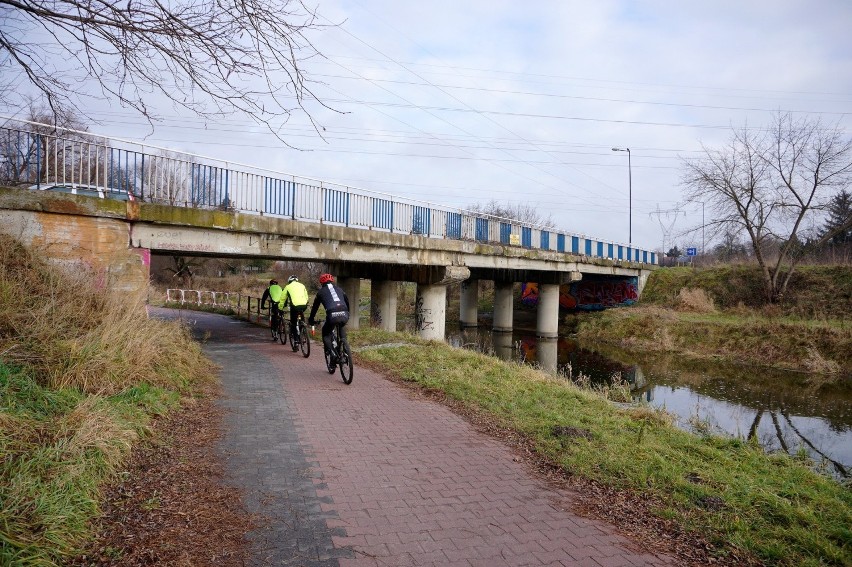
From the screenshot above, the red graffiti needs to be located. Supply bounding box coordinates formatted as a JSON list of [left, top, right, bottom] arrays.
[[576, 280, 637, 307], [522, 278, 638, 310]]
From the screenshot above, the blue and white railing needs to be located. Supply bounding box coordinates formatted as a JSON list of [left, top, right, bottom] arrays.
[[0, 118, 656, 264]]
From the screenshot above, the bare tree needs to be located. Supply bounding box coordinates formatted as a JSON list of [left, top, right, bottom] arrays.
[[0, 0, 332, 137], [0, 106, 92, 185], [682, 112, 852, 303], [470, 199, 556, 229]]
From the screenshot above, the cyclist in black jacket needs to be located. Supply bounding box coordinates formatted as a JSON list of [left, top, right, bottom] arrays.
[[308, 273, 350, 362]]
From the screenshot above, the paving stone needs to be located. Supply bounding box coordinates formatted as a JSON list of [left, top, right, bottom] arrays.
[[163, 309, 679, 567]]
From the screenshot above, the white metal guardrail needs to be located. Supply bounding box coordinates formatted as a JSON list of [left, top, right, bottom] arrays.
[[1, 117, 657, 264], [165, 289, 238, 307], [165, 289, 270, 324]]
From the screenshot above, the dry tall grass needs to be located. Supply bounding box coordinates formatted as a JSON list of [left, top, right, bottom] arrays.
[[0, 234, 213, 394], [1, 234, 216, 564], [676, 287, 716, 313]]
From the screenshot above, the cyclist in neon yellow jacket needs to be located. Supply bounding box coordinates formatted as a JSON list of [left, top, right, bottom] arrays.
[[260, 279, 284, 339], [281, 275, 310, 344]]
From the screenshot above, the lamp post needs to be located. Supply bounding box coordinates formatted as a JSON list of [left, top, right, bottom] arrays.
[[611, 147, 632, 246]]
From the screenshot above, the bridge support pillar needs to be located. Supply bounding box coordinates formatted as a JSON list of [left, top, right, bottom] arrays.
[[536, 283, 560, 339], [370, 280, 397, 332], [415, 284, 446, 341], [493, 281, 514, 332], [459, 279, 478, 327], [339, 277, 361, 329]]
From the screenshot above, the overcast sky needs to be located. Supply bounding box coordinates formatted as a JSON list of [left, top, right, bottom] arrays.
[[5, 0, 852, 253]]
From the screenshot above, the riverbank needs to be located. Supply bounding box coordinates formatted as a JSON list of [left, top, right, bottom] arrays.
[[574, 306, 852, 376], [573, 265, 852, 378], [350, 327, 851, 567]]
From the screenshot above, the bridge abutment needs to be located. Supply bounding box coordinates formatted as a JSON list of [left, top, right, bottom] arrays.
[[0, 207, 150, 294]]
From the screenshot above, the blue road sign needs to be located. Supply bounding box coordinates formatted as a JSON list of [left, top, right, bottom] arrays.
[[686, 247, 697, 256]]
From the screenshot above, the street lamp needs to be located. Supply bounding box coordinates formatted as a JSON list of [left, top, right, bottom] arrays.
[[611, 147, 632, 246]]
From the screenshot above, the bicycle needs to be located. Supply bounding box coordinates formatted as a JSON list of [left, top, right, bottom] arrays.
[[289, 311, 311, 358], [321, 321, 353, 384], [269, 307, 287, 346]]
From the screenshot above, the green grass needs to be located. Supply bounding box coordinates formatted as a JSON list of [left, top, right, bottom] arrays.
[[0, 234, 214, 565], [0, 364, 182, 565], [641, 265, 852, 319], [351, 329, 852, 566], [576, 306, 852, 375]]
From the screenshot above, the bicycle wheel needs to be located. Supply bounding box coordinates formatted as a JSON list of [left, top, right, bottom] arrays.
[[339, 339, 353, 385], [324, 331, 336, 374], [290, 323, 299, 351], [324, 346, 336, 373], [299, 321, 310, 358], [278, 317, 288, 345]]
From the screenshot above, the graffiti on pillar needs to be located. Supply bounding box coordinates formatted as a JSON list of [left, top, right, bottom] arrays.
[[520, 276, 638, 311], [415, 295, 434, 331], [370, 301, 382, 326]]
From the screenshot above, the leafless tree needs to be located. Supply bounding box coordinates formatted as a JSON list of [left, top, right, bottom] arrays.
[[0, 0, 332, 137], [469, 199, 556, 229], [682, 112, 852, 303], [0, 106, 92, 185]]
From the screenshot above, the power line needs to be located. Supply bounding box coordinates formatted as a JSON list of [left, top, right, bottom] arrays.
[[321, 53, 852, 101]]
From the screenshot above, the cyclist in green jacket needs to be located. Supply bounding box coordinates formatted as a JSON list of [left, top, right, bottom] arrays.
[[260, 279, 284, 339], [281, 275, 310, 344]]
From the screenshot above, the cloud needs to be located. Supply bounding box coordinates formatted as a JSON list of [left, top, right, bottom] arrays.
[[5, 0, 848, 250]]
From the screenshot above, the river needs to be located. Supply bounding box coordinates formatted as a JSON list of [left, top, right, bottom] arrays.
[[434, 323, 852, 480]]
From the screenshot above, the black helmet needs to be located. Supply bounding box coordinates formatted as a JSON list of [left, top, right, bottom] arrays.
[[269, 279, 278, 285]]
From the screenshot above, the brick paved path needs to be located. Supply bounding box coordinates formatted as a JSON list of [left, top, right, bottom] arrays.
[[167, 310, 677, 567]]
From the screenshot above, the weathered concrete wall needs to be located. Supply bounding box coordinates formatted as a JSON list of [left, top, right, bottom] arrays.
[[0, 207, 149, 293]]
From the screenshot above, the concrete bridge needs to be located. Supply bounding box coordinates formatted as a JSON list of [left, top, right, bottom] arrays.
[[0, 186, 655, 340], [0, 120, 657, 340]]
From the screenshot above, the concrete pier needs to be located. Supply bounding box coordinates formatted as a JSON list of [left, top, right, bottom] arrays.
[[339, 277, 361, 329], [370, 280, 397, 332], [415, 284, 447, 340], [493, 281, 514, 333], [536, 283, 560, 338]]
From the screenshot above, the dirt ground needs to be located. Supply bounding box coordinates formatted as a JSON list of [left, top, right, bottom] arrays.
[[71, 385, 255, 566]]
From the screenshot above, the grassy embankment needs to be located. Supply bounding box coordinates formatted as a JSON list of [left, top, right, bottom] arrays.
[[575, 265, 852, 376], [0, 235, 214, 565], [349, 327, 851, 567]]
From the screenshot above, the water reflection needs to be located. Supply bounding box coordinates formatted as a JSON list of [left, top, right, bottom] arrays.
[[444, 324, 851, 479]]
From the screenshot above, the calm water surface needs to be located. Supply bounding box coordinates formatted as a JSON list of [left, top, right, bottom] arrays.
[[437, 323, 852, 479]]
